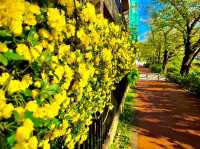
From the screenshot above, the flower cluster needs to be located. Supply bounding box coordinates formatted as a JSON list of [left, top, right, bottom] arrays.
[[0, 0, 136, 149]]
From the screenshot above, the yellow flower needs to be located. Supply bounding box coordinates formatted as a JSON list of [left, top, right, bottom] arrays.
[[102, 48, 113, 62], [12, 142, 29, 149], [80, 3, 96, 22], [54, 65, 65, 81], [62, 97, 70, 108], [0, 0, 25, 36], [16, 44, 32, 62], [62, 119, 69, 129], [65, 23, 75, 38], [85, 52, 93, 60], [94, 56, 100, 65], [31, 44, 43, 61], [21, 74, 33, 89], [32, 90, 39, 99], [33, 108, 45, 118], [23, 119, 34, 131], [45, 103, 60, 118], [23, 2, 40, 26], [39, 29, 50, 39], [7, 80, 21, 94], [77, 28, 90, 47], [0, 72, 10, 85], [58, 44, 70, 59], [28, 136, 38, 149], [2, 103, 14, 118], [65, 133, 72, 143], [0, 42, 8, 52], [10, 20, 23, 36], [34, 81, 41, 88], [79, 134, 87, 144], [51, 129, 65, 140], [15, 107, 24, 120], [26, 101, 38, 112], [43, 139, 50, 149], [47, 8, 66, 32], [8, 74, 33, 94], [67, 141, 75, 149], [16, 119, 34, 142], [54, 92, 66, 105], [29, 3, 40, 15], [41, 72, 48, 80], [67, 51, 76, 64], [47, 42, 55, 52], [16, 127, 31, 142], [58, 0, 76, 16], [0, 89, 6, 101], [24, 13, 37, 26]]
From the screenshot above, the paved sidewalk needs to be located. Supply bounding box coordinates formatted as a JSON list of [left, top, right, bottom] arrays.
[[132, 67, 200, 149]]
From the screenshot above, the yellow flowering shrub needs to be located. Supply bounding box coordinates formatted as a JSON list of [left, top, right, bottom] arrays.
[[0, 0, 136, 148]]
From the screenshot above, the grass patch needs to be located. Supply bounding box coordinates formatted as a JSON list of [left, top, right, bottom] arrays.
[[110, 87, 136, 149]]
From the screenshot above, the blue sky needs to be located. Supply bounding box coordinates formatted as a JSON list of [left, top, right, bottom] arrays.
[[138, 0, 156, 41]]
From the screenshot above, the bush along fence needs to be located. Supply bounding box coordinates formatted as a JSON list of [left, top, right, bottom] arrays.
[[74, 75, 130, 149], [0, 0, 137, 149], [167, 72, 200, 97]]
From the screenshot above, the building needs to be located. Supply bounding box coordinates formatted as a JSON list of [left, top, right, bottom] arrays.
[[79, 0, 129, 22]]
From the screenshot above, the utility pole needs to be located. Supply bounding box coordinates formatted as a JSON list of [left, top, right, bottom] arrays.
[[129, 0, 138, 41]]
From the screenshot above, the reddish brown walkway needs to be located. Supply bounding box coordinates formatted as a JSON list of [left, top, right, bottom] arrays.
[[135, 68, 200, 149]]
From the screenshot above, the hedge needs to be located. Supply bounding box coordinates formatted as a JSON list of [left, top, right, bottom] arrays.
[[167, 72, 200, 96]]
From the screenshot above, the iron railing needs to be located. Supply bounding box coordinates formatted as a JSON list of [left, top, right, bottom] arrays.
[[74, 76, 128, 149]]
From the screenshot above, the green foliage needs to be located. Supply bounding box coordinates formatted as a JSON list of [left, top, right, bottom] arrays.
[[127, 69, 139, 85], [167, 72, 200, 96], [167, 55, 183, 73], [150, 64, 162, 73], [0, 53, 8, 66]]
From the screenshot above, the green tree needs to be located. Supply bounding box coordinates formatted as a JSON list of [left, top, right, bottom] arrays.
[[159, 0, 200, 75]]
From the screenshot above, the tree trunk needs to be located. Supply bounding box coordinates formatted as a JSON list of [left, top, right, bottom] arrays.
[[180, 56, 191, 75], [180, 44, 192, 75], [180, 31, 192, 75], [162, 49, 168, 73]]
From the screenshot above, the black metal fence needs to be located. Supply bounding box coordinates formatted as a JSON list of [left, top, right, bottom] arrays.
[[75, 76, 128, 149]]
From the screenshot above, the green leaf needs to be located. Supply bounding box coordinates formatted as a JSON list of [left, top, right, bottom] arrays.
[[40, 82, 59, 97], [36, 97, 43, 106], [24, 111, 33, 119], [48, 84, 59, 92], [4, 51, 24, 61], [0, 30, 12, 37], [13, 111, 20, 121], [22, 88, 32, 97], [0, 53, 8, 66], [7, 134, 15, 147], [52, 118, 61, 127], [32, 61, 42, 79], [44, 120, 51, 128], [27, 27, 39, 46], [32, 118, 45, 127]]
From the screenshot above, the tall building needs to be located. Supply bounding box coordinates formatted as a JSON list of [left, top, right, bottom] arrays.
[[129, 0, 138, 41]]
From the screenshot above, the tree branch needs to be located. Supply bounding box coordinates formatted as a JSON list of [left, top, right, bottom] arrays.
[[189, 48, 200, 66], [192, 38, 200, 50], [190, 14, 200, 30]]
